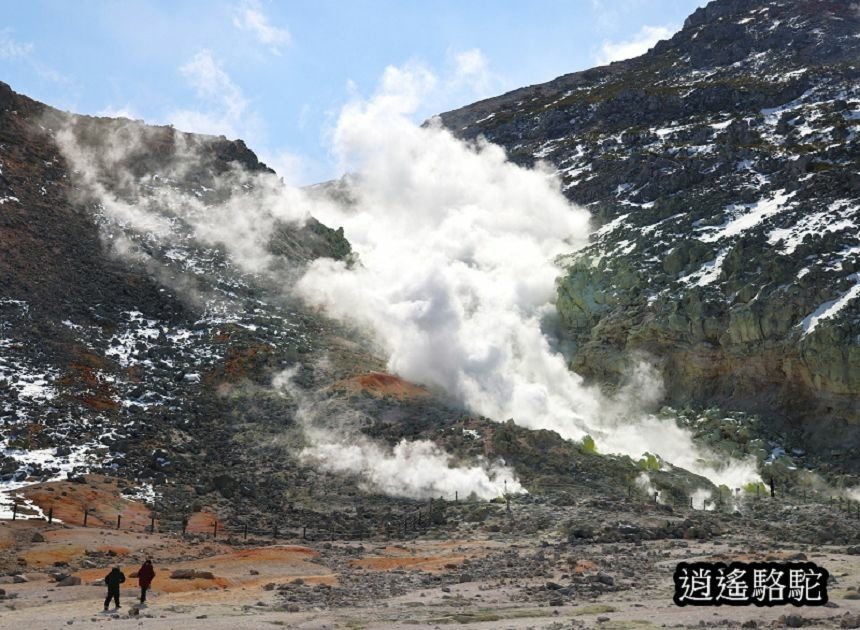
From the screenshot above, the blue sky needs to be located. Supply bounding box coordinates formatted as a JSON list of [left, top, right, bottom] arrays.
[[2, 0, 705, 183]]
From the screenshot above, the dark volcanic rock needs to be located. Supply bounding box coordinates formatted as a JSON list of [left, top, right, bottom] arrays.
[[438, 0, 860, 464]]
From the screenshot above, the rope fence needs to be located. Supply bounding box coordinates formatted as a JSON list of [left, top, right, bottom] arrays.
[[2, 483, 859, 540]]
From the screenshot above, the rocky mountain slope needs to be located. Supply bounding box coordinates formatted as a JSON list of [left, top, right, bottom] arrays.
[[2, 0, 858, 530], [439, 0, 859, 460], [1, 80, 678, 527], [0, 81, 379, 519]]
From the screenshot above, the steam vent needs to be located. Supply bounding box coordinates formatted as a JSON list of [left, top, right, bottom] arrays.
[[1, 0, 858, 626]]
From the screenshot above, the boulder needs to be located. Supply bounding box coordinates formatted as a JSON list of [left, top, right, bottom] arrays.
[[57, 576, 81, 587]]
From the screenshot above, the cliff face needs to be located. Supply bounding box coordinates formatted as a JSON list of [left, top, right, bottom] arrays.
[[439, 0, 859, 456]]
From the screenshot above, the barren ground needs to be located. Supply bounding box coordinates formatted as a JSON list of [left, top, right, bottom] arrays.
[[3, 477, 860, 629]]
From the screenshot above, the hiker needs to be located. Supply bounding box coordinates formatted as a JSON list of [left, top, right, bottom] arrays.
[[103, 566, 126, 611], [138, 559, 155, 604]]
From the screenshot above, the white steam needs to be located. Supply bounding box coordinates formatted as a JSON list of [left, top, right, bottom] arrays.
[[52, 60, 762, 493], [635, 472, 661, 503], [304, 440, 520, 501], [691, 487, 714, 511], [296, 62, 759, 489], [273, 369, 522, 500]]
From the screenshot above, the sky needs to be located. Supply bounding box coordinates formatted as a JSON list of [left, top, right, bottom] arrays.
[[1, 0, 705, 184]]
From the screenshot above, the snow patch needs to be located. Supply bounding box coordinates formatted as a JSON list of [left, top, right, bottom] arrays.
[[699, 190, 794, 242], [800, 273, 860, 336]]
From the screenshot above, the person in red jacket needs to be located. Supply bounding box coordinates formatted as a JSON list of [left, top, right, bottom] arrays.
[[137, 559, 155, 605]]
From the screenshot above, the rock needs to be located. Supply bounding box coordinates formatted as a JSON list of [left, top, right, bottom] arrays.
[[841, 614, 860, 629], [596, 571, 615, 586], [57, 576, 81, 587], [170, 569, 196, 580], [12, 575, 28, 583], [194, 571, 215, 580], [458, 573, 472, 583], [31, 532, 46, 543], [784, 615, 805, 628]]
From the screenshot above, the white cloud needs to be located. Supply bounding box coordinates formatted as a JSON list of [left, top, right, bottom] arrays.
[[0, 29, 33, 60], [98, 105, 140, 120], [232, 0, 290, 54], [178, 49, 246, 119], [0, 29, 69, 85], [454, 48, 488, 79], [448, 47, 504, 101], [169, 49, 263, 142], [594, 24, 675, 65]]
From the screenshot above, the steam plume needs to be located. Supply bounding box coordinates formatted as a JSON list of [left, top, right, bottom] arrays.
[[274, 369, 522, 500], [52, 61, 761, 492], [297, 63, 759, 488]]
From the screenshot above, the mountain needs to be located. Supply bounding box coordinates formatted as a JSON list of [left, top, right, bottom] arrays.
[[1, 80, 668, 528], [2, 0, 859, 531], [439, 0, 859, 464], [0, 81, 381, 522]]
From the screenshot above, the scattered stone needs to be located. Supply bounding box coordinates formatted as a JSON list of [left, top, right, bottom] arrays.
[[57, 576, 81, 587], [596, 572, 615, 586]]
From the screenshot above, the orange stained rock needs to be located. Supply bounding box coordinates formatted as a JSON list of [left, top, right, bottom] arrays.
[[332, 372, 430, 400]]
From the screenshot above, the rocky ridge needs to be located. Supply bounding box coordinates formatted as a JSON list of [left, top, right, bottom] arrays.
[[439, 0, 860, 460]]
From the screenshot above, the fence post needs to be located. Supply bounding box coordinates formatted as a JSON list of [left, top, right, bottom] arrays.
[[116, 515, 121, 530], [83, 508, 88, 527], [150, 514, 155, 534], [302, 525, 306, 540], [243, 523, 248, 541], [273, 524, 278, 540], [48, 507, 53, 524], [213, 520, 218, 539], [690, 496, 693, 509], [12, 501, 17, 521], [182, 517, 188, 536]]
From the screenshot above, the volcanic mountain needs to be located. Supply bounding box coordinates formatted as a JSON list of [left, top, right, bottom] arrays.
[[440, 0, 859, 463], [0, 0, 858, 532]]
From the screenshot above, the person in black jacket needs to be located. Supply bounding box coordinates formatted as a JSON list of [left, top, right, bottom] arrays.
[[104, 566, 126, 611]]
